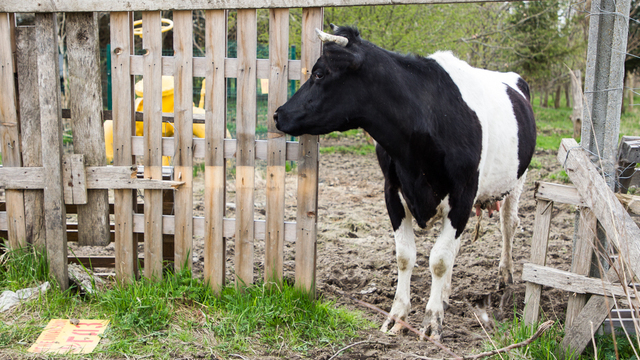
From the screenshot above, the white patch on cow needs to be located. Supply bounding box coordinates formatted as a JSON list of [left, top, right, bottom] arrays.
[[428, 51, 524, 203], [381, 193, 416, 334], [425, 212, 461, 331]]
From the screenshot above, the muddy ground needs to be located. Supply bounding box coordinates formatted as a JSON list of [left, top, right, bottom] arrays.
[[71, 133, 577, 359]]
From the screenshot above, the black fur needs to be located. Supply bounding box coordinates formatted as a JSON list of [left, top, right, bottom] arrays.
[[275, 26, 528, 239], [507, 86, 537, 179]]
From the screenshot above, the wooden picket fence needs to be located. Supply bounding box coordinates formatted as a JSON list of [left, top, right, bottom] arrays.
[[0, 8, 322, 293]]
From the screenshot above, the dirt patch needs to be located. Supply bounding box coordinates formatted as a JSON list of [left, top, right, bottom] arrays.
[[70, 135, 576, 359]]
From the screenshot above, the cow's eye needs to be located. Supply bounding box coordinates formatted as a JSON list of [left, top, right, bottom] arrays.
[[314, 72, 324, 80]]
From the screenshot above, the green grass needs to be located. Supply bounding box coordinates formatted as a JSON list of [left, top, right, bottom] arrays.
[[0, 243, 372, 358]]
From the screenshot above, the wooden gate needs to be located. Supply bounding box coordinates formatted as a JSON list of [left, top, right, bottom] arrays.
[[0, 8, 322, 294]]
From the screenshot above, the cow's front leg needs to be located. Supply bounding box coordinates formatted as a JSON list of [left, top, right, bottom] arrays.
[[422, 218, 461, 340], [381, 199, 416, 335]]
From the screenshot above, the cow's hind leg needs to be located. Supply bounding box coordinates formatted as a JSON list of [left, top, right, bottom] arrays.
[[498, 170, 527, 288], [422, 215, 461, 340], [380, 193, 416, 335]]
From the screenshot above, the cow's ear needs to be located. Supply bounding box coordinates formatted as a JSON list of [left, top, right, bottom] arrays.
[[324, 46, 364, 71]]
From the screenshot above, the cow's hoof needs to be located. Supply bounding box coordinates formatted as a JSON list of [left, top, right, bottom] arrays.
[[380, 318, 405, 335], [496, 270, 514, 290], [421, 310, 443, 341]]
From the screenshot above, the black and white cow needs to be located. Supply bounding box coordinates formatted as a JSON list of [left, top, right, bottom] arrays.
[[274, 25, 536, 340]]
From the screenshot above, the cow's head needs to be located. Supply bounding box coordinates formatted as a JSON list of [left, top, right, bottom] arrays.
[[274, 25, 370, 136]]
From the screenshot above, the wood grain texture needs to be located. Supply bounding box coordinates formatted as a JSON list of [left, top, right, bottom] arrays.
[[130, 56, 302, 80], [110, 11, 137, 283], [1, 0, 516, 12], [295, 7, 322, 296], [558, 138, 640, 281], [235, 9, 257, 286], [523, 199, 553, 325], [36, 12, 68, 290], [0, 13, 26, 249], [265, 8, 289, 285], [534, 182, 586, 207], [172, 10, 194, 272], [522, 263, 630, 297], [565, 208, 597, 329], [204, 9, 227, 293], [16, 25, 45, 249], [142, 11, 163, 281], [67, 12, 110, 246], [131, 136, 300, 161], [62, 154, 87, 204]]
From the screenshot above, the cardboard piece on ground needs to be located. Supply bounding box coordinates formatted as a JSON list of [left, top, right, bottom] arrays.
[[28, 319, 110, 354]]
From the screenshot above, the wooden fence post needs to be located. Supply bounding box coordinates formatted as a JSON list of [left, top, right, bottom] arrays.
[[0, 13, 26, 250], [265, 8, 289, 285], [204, 9, 227, 293], [235, 8, 257, 286], [295, 7, 322, 296], [173, 10, 194, 272], [35, 12, 68, 289], [111, 11, 138, 283], [67, 12, 110, 246], [16, 25, 45, 249], [142, 11, 164, 280]]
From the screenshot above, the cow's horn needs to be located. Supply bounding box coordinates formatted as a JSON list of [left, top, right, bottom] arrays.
[[315, 28, 348, 47]]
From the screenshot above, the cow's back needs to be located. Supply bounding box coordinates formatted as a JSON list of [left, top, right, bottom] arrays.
[[428, 51, 535, 202]]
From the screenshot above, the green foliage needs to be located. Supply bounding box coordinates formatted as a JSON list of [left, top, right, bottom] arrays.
[[0, 243, 50, 291], [585, 330, 640, 360]]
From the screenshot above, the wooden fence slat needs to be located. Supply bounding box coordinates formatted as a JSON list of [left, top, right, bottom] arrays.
[[16, 26, 45, 249], [173, 10, 194, 272], [35, 13, 68, 290], [565, 207, 597, 329], [62, 154, 87, 204], [0, 0, 509, 13], [142, 11, 164, 280], [67, 12, 111, 246], [0, 13, 26, 250], [235, 8, 257, 286], [295, 7, 322, 296], [204, 9, 227, 293], [523, 199, 553, 325], [111, 11, 137, 283], [522, 263, 630, 297], [265, 8, 289, 284]]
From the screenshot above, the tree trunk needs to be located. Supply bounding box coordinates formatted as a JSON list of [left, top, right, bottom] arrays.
[[542, 88, 549, 108], [565, 82, 571, 108], [570, 69, 583, 139], [554, 85, 562, 109]]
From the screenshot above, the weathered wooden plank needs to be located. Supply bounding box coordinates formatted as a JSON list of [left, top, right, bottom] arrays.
[[0, 13, 26, 250], [36, 12, 68, 290], [295, 7, 322, 296], [235, 8, 257, 286], [522, 263, 630, 298], [565, 208, 597, 329], [0, 211, 298, 242], [16, 25, 45, 249], [172, 10, 194, 272], [558, 138, 640, 281], [131, 137, 300, 161], [534, 182, 586, 207], [0, 0, 517, 13], [615, 192, 640, 215], [523, 199, 553, 325], [265, 8, 289, 285], [617, 136, 640, 164], [130, 56, 302, 80], [67, 12, 110, 246], [204, 9, 227, 293], [62, 154, 87, 204], [0, 167, 45, 189], [142, 11, 164, 281], [110, 11, 137, 283]]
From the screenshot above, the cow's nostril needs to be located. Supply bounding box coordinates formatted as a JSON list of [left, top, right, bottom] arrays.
[[273, 111, 278, 123]]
